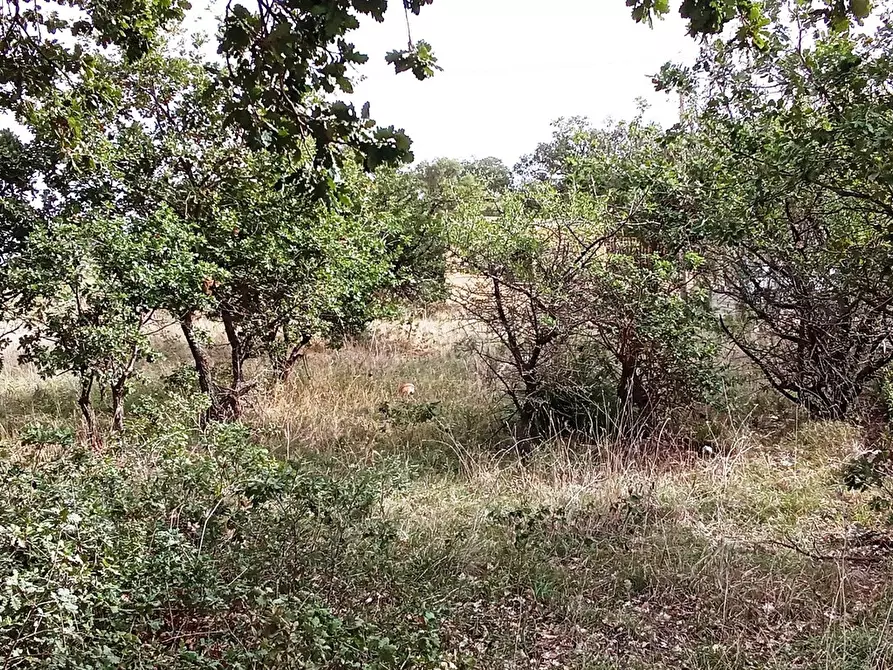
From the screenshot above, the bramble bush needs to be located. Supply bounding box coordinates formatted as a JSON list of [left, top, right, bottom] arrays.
[[0, 397, 465, 669]]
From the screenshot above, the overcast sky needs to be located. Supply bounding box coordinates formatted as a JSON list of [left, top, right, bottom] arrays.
[[188, 1, 698, 166], [342, 1, 698, 166]]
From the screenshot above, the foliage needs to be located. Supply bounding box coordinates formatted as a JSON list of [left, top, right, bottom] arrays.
[[8, 0, 866, 197], [714, 191, 893, 420], [683, 1, 893, 222], [842, 445, 892, 492], [19, 423, 75, 450], [627, 0, 870, 43], [0, 130, 38, 264], [0, 0, 435, 177], [0, 0, 188, 106], [412, 157, 506, 214], [1, 208, 204, 440], [379, 400, 441, 426], [653, 1, 893, 420], [3, 46, 448, 427], [214, 0, 436, 166], [841, 440, 893, 529], [461, 118, 720, 442], [6, 1, 893, 667], [454, 178, 719, 444], [515, 116, 603, 188], [347, 163, 461, 308], [460, 157, 513, 194], [0, 417, 460, 668]]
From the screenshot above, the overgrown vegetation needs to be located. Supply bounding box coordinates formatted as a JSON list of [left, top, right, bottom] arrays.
[[0, 403, 464, 668], [1, 0, 893, 667]]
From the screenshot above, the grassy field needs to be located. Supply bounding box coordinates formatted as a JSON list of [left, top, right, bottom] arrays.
[[1, 312, 892, 669]]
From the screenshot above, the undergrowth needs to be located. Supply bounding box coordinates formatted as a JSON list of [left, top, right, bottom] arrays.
[[0, 323, 892, 669], [0, 389, 468, 669]]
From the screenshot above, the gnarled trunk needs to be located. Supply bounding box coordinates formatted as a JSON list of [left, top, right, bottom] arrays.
[[220, 307, 245, 420], [180, 311, 223, 423], [110, 342, 140, 432], [617, 353, 650, 413], [111, 378, 126, 432], [277, 333, 313, 382], [79, 373, 101, 450]]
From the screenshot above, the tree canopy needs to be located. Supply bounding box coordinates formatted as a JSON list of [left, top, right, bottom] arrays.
[[2, 0, 874, 184]]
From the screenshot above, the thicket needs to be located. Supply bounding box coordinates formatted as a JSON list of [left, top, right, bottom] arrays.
[[0, 392, 463, 668], [452, 6, 893, 449], [0, 43, 486, 443]]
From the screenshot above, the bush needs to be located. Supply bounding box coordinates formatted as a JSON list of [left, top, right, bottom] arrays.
[[0, 415, 462, 668], [454, 187, 719, 445]]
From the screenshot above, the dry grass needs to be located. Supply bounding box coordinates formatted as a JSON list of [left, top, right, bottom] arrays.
[[244, 314, 893, 668], [371, 428, 892, 669], [1, 311, 892, 668]]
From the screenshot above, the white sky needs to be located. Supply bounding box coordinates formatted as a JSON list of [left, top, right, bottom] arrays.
[[186, 0, 699, 166], [344, 1, 698, 166]]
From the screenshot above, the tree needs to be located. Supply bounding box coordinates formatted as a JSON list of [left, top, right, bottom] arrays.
[[0, 66, 216, 440], [2, 207, 207, 444], [715, 191, 893, 419], [81, 50, 384, 419], [655, 0, 893, 419], [0, 0, 188, 105], [6, 42, 451, 430], [461, 157, 513, 194], [514, 117, 602, 188], [455, 174, 717, 445], [16, 49, 251, 421], [0, 130, 38, 263], [454, 187, 605, 443], [354, 166, 454, 308], [3, 0, 873, 185]]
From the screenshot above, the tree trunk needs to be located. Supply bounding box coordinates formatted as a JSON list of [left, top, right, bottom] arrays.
[[277, 333, 313, 382], [110, 343, 140, 433], [618, 355, 649, 409], [79, 373, 101, 450], [514, 403, 537, 460], [180, 311, 222, 423], [514, 377, 543, 460], [617, 353, 652, 430], [220, 308, 244, 420], [111, 378, 126, 432]]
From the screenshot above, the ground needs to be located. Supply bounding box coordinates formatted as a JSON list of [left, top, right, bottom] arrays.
[[0, 311, 891, 669]]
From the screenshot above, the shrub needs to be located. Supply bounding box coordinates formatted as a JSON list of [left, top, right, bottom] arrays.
[[0, 418, 462, 668], [454, 186, 719, 445]]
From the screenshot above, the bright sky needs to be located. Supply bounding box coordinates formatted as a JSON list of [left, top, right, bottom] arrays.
[[343, 1, 698, 166]]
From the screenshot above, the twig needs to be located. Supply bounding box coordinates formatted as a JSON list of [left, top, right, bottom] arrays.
[[161, 629, 228, 644], [763, 537, 887, 564]]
